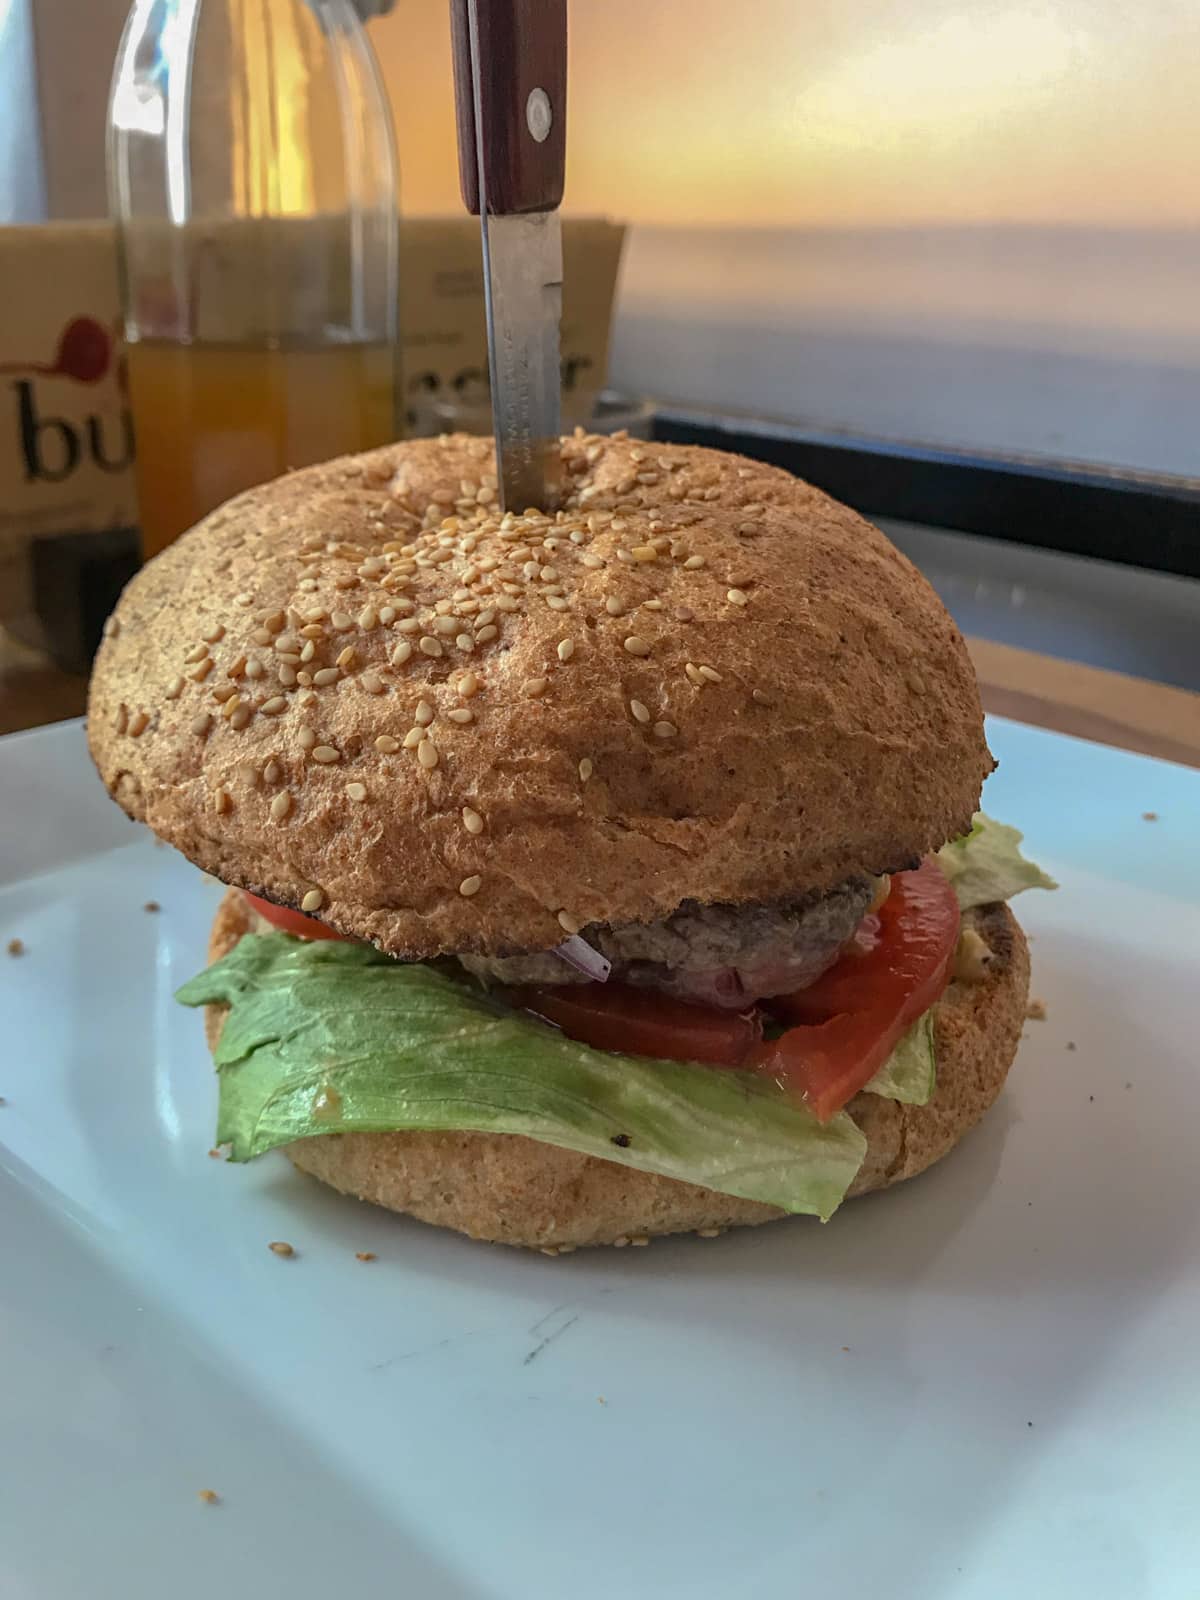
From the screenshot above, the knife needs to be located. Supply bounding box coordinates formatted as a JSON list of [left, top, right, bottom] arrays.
[[449, 0, 566, 513]]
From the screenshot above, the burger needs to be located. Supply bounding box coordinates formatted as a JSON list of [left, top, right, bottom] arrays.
[[87, 433, 1053, 1250]]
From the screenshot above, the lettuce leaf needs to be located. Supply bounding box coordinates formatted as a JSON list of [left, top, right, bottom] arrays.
[[177, 937, 867, 1220], [862, 1011, 936, 1104], [937, 812, 1057, 911], [177, 812, 1052, 1218]]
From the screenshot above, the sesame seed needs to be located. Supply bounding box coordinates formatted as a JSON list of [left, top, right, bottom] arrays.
[[229, 706, 251, 730], [184, 643, 210, 663], [727, 588, 749, 606], [698, 664, 723, 683], [545, 595, 569, 611], [523, 677, 548, 698], [336, 646, 357, 669], [402, 727, 424, 749], [297, 726, 317, 749], [309, 668, 339, 689], [357, 606, 378, 630], [251, 628, 272, 646], [299, 641, 316, 663], [346, 782, 367, 802], [330, 611, 353, 630], [415, 699, 434, 725], [683, 555, 705, 570], [557, 910, 581, 935], [604, 596, 626, 616], [462, 806, 484, 834], [360, 672, 384, 695], [447, 707, 474, 724], [263, 611, 286, 633], [540, 564, 558, 582], [300, 624, 325, 640], [311, 745, 340, 763], [557, 638, 575, 662], [642, 599, 664, 611], [654, 721, 677, 738], [630, 1236, 650, 1247], [260, 696, 287, 714], [458, 671, 480, 698], [165, 675, 184, 699], [301, 888, 325, 913], [459, 875, 482, 897], [631, 545, 657, 562], [202, 623, 225, 644], [191, 713, 211, 735], [582, 553, 604, 569], [264, 759, 281, 784], [221, 694, 244, 721], [128, 709, 149, 737], [244, 658, 265, 679], [277, 664, 297, 686], [455, 632, 474, 651], [186, 658, 214, 682], [751, 688, 772, 705], [623, 636, 651, 657], [674, 605, 695, 622], [378, 605, 396, 625], [212, 681, 238, 703], [270, 791, 292, 821], [474, 625, 498, 644], [375, 734, 400, 753], [395, 616, 420, 633], [738, 523, 760, 537], [417, 738, 438, 769], [419, 636, 443, 658], [103, 615, 120, 639], [579, 757, 593, 781], [212, 787, 231, 814], [268, 1240, 295, 1258], [629, 699, 651, 724], [391, 641, 413, 666]]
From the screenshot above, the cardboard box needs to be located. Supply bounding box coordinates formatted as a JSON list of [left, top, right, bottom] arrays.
[[0, 215, 626, 659], [0, 223, 138, 657]]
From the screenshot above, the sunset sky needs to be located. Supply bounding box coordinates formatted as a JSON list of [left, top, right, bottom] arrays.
[[374, 0, 1200, 227]]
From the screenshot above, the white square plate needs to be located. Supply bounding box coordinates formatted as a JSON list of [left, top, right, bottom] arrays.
[[2, 717, 1197, 1599]]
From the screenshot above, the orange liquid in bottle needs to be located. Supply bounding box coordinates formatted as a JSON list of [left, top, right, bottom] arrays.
[[127, 338, 398, 559]]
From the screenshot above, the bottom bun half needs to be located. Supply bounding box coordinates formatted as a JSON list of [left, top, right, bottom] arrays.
[[205, 889, 1029, 1249]]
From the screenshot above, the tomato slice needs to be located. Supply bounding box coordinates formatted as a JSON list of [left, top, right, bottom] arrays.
[[510, 981, 761, 1067], [243, 891, 347, 942], [755, 857, 960, 1121]]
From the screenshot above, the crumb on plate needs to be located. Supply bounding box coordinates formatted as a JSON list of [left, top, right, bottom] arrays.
[[1026, 999, 1047, 1021], [355, 1251, 377, 1262], [6, 938, 24, 957], [197, 1489, 219, 1505], [144, 900, 161, 913], [268, 1240, 295, 1258], [1142, 811, 1158, 822]]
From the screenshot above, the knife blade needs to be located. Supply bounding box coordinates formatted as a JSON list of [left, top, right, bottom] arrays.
[[450, 0, 567, 513]]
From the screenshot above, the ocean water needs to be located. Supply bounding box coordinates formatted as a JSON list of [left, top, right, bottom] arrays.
[[608, 225, 1200, 478]]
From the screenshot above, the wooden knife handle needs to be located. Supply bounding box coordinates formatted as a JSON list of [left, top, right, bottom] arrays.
[[449, 0, 567, 215]]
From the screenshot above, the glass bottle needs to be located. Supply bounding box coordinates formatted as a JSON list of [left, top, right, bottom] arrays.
[[108, 0, 399, 559]]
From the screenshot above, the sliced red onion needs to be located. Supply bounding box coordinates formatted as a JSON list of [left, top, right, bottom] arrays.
[[555, 933, 612, 982]]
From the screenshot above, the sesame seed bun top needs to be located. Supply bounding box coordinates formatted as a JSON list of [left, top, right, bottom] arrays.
[[87, 433, 992, 956]]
